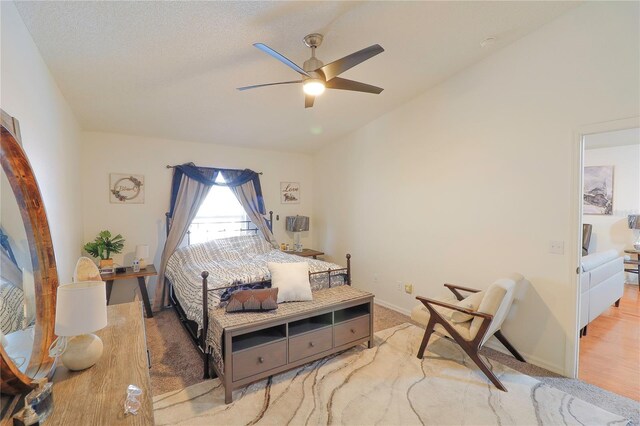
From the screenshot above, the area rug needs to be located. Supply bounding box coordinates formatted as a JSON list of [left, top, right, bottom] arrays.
[[153, 323, 629, 425]]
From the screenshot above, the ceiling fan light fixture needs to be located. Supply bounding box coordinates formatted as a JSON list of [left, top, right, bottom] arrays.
[[303, 79, 325, 96]]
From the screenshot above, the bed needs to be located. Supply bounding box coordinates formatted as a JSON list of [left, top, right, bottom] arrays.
[[165, 234, 352, 378]]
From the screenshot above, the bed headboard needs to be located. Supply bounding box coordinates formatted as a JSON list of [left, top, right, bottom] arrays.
[[165, 211, 273, 245]]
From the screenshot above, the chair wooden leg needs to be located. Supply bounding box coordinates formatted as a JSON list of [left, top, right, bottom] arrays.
[[467, 351, 508, 392], [494, 330, 526, 362], [417, 317, 436, 359]]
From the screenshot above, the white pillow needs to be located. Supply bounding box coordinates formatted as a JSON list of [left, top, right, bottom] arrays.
[[268, 262, 312, 303], [450, 291, 484, 323]]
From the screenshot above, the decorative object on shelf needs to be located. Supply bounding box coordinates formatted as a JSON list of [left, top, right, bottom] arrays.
[[110, 173, 144, 204], [629, 214, 640, 250], [83, 230, 125, 272], [49, 281, 108, 371], [583, 165, 614, 215], [123, 384, 143, 416], [286, 215, 309, 252], [280, 182, 300, 204], [132, 259, 140, 273], [135, 244, 149, 269]]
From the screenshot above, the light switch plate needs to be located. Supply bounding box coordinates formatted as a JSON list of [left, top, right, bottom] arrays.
[[549, 240, 564, 255]]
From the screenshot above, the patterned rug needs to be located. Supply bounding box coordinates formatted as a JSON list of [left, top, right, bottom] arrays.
[[153, 324, 629, 425]]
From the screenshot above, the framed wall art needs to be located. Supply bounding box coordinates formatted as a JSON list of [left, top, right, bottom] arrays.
[[583, 166, 613, 215], [110, 173, 145, 204], [280, 182, 300, 204]]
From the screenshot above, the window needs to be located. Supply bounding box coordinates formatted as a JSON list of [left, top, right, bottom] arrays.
[[187, 174, 253, 244]]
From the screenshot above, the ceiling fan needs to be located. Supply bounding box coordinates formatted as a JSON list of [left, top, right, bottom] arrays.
[[237, 33, 384, 108]]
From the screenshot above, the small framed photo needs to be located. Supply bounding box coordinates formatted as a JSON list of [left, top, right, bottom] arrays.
[[110, 173, 145, 204], [280, 182, 300, 204]]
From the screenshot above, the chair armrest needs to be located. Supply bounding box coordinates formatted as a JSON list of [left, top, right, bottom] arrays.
[[444, 283, 481, 300], [444, 283, 481, 293], [416, 296, 493, 320]]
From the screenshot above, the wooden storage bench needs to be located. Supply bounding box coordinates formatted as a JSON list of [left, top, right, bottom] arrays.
[[208, 286, 374, 403]]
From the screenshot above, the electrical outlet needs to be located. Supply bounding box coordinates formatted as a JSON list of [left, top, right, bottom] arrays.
[[396, 282, 403, 292], [372, 273, 379, 283], [549, 240, 564, 255], [404, 283, 413, 294]]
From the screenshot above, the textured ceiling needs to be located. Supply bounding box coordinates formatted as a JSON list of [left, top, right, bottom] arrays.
[[15, 1, 577, 153]]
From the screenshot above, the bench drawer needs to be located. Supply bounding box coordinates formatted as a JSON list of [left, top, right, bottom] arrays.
[[289, 327, 333, 363], [232, 340, 287, 382], [334, 315, 370, 347]]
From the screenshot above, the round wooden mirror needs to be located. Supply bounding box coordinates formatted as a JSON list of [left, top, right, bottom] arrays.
[[0, 111, 59, 394]]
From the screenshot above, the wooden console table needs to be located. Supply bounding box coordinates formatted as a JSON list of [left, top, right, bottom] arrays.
[[47, 302, 153, 425], [101, 265, 156, 317]]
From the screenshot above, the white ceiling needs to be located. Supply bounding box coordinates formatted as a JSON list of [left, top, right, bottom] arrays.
[[15, 1, 578, 153]]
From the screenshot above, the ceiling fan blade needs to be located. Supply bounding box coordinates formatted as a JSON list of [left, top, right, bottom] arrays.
[[305, 94, 315, 108], [237, 80, 302, 91], [325, 77, 383, 94], [319, 44, 384, 81], [254, 43, 310, 77]]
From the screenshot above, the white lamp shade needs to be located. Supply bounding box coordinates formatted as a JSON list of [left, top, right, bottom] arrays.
[[135, 244, 149, 259], [55, 281, 107, 337]]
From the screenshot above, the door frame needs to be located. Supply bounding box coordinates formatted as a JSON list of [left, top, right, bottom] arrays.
[[566, 116, 640, 378]]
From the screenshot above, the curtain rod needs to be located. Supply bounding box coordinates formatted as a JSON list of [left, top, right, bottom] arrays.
[[165, 165, 263, 175]]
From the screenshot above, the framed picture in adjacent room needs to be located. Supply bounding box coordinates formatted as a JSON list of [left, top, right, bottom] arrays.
[[110, 173, 145, 204], [280, 182, 300, 204], [583, 166, 613, 215]]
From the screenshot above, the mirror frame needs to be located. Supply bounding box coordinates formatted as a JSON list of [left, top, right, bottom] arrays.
[[0, 110, 58, 394]]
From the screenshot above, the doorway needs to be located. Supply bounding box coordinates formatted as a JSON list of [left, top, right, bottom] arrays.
[[577, 126, 640, 400]]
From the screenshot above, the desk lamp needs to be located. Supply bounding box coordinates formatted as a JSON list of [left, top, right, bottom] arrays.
[[286, 216, 309, 252], [50, 281, 107, 371]]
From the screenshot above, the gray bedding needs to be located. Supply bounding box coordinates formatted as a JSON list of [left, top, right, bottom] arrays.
[[165, 235, 348, 332]]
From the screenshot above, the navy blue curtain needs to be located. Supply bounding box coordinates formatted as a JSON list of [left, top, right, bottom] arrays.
[[168, 163, 265, 219]]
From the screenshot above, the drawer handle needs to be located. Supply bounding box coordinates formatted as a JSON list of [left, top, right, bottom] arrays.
[[350, 328, 356, 334], [258, 357, 264, 363], [309, 341, 315, 347]]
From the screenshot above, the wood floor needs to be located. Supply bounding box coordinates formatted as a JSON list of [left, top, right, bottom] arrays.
[[579, 283, 640, 401]]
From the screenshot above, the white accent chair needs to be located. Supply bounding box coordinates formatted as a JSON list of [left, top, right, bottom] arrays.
[[411, 274, 525, 392], [579, 249, 624, 336]]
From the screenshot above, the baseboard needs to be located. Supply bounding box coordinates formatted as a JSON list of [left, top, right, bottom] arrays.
[[483, 338, 565, 376], [374, 298, 412, 317]]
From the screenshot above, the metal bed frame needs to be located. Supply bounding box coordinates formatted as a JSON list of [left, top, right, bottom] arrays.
[[163, 210, 351, 378]]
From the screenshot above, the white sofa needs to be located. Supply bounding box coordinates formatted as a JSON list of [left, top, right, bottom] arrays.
[[579, 249, 624, 333]]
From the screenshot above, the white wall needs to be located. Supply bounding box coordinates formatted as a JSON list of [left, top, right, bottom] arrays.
[[81, 132, 315, 304], [583, 131, 640, 284], [313, 2, 639, 375], [1, 1, 83, 282]]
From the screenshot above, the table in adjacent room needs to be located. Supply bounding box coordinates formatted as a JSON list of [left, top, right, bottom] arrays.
[[624, 249, 639, 290]]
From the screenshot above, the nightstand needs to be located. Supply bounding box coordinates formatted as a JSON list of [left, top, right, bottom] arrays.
[[100, 265, 156, 317], [283, 248, 324, 259]]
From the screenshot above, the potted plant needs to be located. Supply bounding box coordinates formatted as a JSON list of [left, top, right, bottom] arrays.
[[83, 230, 125, 269]]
